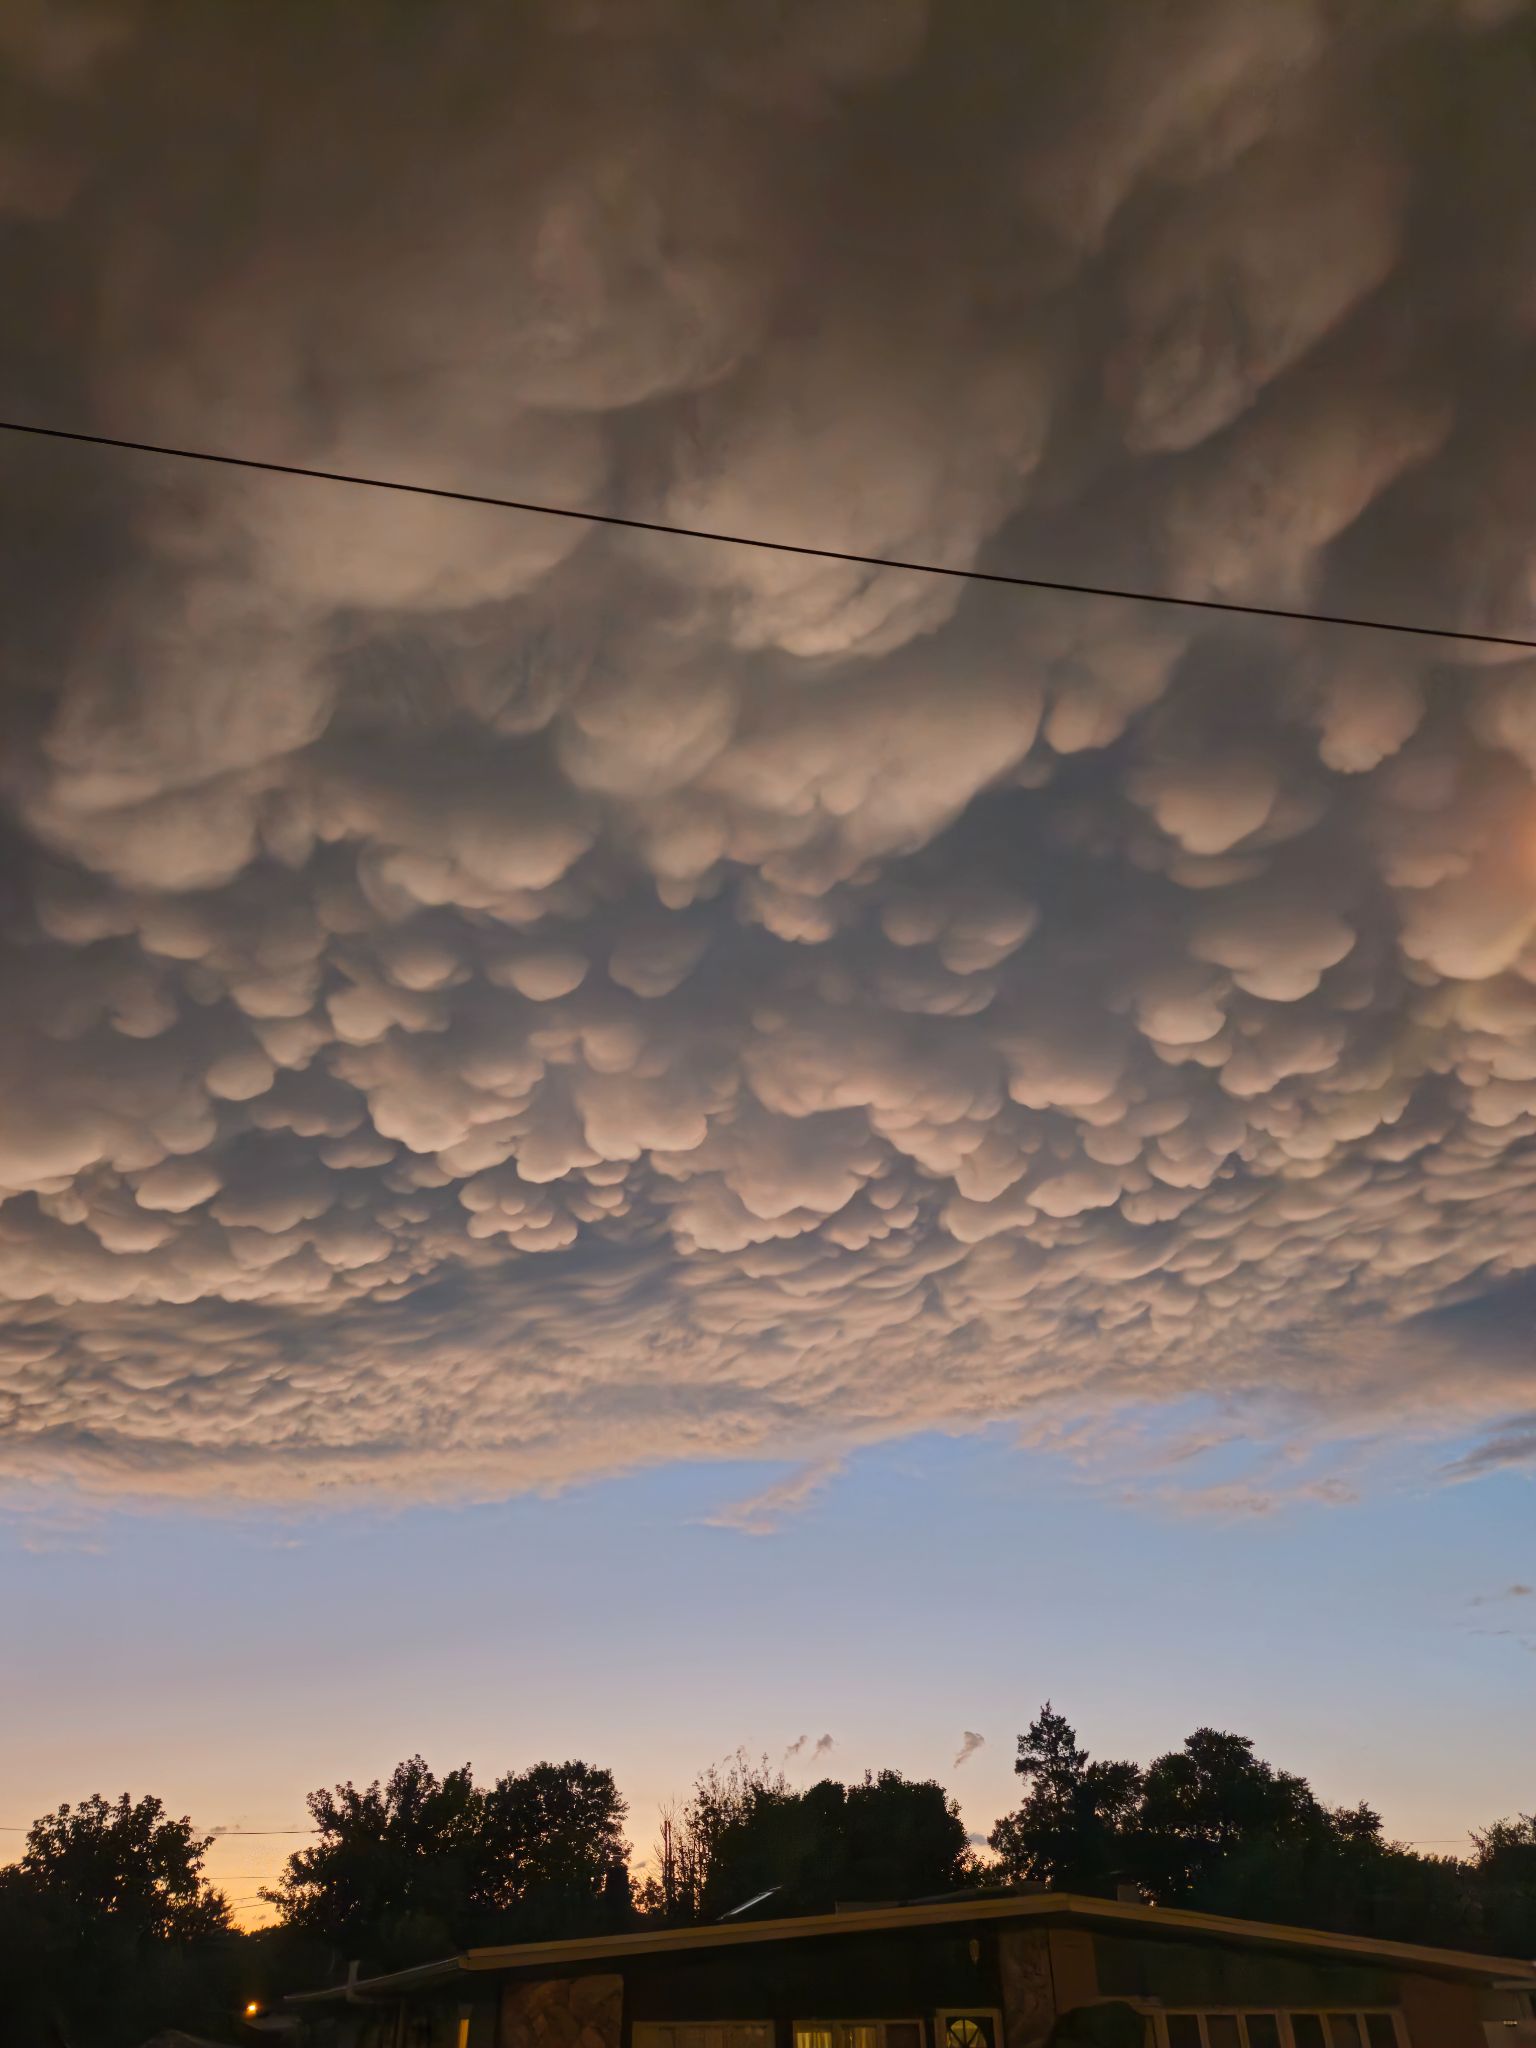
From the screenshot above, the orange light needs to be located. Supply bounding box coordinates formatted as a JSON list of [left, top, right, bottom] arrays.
[[246, 2003, 262, 2017]]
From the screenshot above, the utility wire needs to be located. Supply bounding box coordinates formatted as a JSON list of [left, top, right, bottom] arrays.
[[0, 1822, 316, 1834], [208, 1827, 318, 1837], [4, 416, 1535, 654]]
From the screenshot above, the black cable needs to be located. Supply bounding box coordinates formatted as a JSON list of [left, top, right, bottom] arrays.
[[4, 416, 1534, 653]]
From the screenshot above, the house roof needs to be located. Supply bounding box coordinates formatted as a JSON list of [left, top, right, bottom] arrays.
[[287, 1890, 1536, 2006]]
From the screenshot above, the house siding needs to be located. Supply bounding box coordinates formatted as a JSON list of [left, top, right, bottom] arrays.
[[1398, 1971, 1486, 2048], [620, 1924, 998, 2048], [1092, 1934, 1399, 2010]]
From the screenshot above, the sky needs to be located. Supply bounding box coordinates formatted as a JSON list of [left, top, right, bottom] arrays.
[[3, 1435, 1532, 1926], [2, 0, 1536, 1929]]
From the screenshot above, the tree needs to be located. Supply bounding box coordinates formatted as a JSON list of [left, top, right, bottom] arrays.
[[478, 1761, 632, 1939], [1471, 1813, 1536, 1956], [1131, 1728, 1325, 1902], [839, 1769, 972, 1903], [19, 1792, 229, 1944], [0, 1793, 230, 2048], [989, 1705, 1141, 1890], [988, 1707, 1499, 1951], [265, 1754, 633, 1968], [650, 1760, 971, 1922], [265, 1754, 482, 1967], [645, 1752, 789, 1923]]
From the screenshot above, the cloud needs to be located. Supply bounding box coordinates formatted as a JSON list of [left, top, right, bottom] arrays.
[[953, 1732, 985, 1769], [1445, 1417, 1536, 1479], [4, 1500, 107, 1555], [704, 1461, 845, 1536], [782, 1732, 836, 1767], [4, 2, 1536, 1506]]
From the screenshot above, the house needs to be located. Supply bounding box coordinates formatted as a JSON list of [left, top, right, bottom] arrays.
[[283, 1890, 1536, 2048]]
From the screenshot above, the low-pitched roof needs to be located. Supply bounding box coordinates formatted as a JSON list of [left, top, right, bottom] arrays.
[[288, 1891, 1536, 2007]]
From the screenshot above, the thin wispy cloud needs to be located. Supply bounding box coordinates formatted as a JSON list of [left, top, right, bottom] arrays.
[[953, 1732, 986, 1769], [704, 1462, 845, 1537]]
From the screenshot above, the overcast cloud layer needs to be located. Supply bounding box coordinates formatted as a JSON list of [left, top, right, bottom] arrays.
[[4, 0, 1536, 1504]]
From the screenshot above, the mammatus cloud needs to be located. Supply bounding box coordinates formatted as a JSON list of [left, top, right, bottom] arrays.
[[953, 1733, 985, 1769], [4, 1, 1536, 1506]]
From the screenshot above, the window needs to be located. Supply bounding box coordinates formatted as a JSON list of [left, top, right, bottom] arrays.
[[935, 2011, 1000, 2048], [1149, 2018, 1402, 2048], [635, 2025, 773, 2048], [794, 2021, 924, 2048]]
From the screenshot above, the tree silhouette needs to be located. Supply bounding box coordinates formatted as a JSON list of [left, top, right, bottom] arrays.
[[987, 1705, 1516, 1951], [478, 1761, 632, 1938], [0, 1793, 230, 2047], [265, 1754, 482, 1965], [1132, 1726, 1327, 1899], [264, 1754, 631, 1967], [651, 1762, 971, 1921], [989, 1704, 1141, 1889], [1471, 1813, 1536, 1955], [19, 1792, 229, 1943], [646, 1752, 789, 1922]]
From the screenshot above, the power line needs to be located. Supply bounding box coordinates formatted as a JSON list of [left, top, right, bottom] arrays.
[[4, 416, 1535, 654], [208, 1827, 317, 1837], [0, 1822, 316, 1834]]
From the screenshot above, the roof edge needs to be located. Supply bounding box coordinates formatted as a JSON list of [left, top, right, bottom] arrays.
[[458, 1893, 1536, 1983], [286, 1955, 464, 2005], [285, 1892, 1536, 2005]]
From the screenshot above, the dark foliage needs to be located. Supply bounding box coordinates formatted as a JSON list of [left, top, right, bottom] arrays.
[[262, 1754, 632, 1968], [989, 1703, 1532, 1954], [0, 1793, 232, 2048]]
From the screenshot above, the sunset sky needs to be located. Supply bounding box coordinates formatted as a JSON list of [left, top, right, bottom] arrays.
[[2, 0, 1534, 1931]]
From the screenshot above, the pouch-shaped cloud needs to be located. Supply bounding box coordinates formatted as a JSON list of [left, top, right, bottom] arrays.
[[4, 1, 1536, 1507]]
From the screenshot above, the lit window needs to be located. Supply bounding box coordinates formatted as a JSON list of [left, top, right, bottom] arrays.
[[794, 2021, 925, 2048], [937, 2014, 997, 2048]]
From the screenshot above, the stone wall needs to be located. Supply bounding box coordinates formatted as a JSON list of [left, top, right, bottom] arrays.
[[501, 1973, 624, 2048], [998, 1929, 1056, 2048]]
